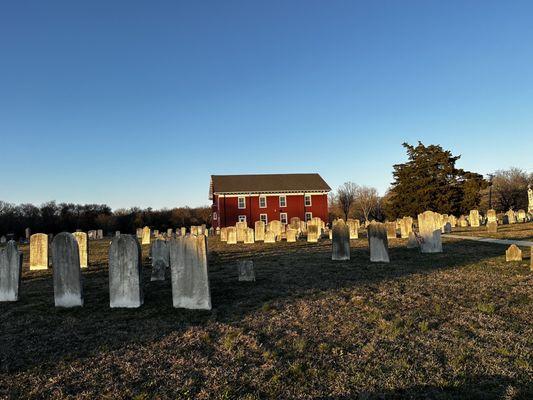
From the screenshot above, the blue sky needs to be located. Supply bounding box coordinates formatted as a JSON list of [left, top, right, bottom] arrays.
[[1, 1, 532, 209]]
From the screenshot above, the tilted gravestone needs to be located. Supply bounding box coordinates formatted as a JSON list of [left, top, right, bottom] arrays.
[[264, 230, 276, 243], [254, 221, 265, 242], [417, 211, 443, 253], [30, 233, 49, 270], [169, 235, 211, 310], [367, 221, 390, 263], [52, 233, 83, 307], [505, 245, 522, 262], [151, 239, 169, 281], [141, 226, 151, 245], [227, 227, 237, 244], [332, 220, 350, 261], [109, 235, 143, 308], [0, 241, 23, 301], [238, 260, 255, 282], [73, 231, 89, 268], [244, 228, 255, 244]]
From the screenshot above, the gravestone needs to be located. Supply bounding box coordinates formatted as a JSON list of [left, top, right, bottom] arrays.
[[190, 226, 199, 236], [136, 228, 143, 239], [332, 220, 350, 261], [169, 235, 211, 310], [52, 233, 83, 307], [216, 227, 220, 235], [30, 233, 49, 270], [290, 217, 301, 231], [25, 228, 31, 240], [307, 225, 319, 243], [209, 227, 214, 236], [151, 239, 169, 281], [448, 215, 457, 228], [406, 231, 419, 249], [254, 221, 265, 241], [286, 228, 297, 243], [458, 216, 468, 227], [244, 228, 255, 244], [299, 220, 307, 234], [0, 241, 23, 301], [109, 235, 143, 308], [367, 222, 389, 263], [220, 227, 228, 242], [96, 229, 103, 239], [115, 231, 121, 237], [469, 210, 480, 227], [264, 230, 276, 243], [269, 220, 283, 239], [0, 236, 5, 244], [505, 245, 522, 261], [167, 228, 174, 238], [517, 209, 526, 223], [385, 222, 397, 239], [486, 209, 497, 223], [141, 226, 151, 245], [417, 211, 443, 253], [227, 227, 237, 244], [443, 222, 452, 234], [73, 232, 89, 268], [153, 229, 160, 237], [181, 227, 187, 236], [506, 210, 516, 224], [238, 260, 255, 282], [487, 221, 498, 233], [236, 222, 247, 242], [400, 216, 413, 239], [347, 219, 359, 239]]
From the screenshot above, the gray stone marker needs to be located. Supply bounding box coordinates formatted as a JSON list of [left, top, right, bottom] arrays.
[[97, 229, 104, 239], [238, 260, 255, 281], [0, 236, 5, 244], [167, 228, 174, 238], [443, 222, 452, 234], [169, 235, 211, 310], [487, 221, 498, 233], [367, 222, 390, 263], [73, 231, 88, 268], [0, 241, 23, 301], [109, 235, 143, 308], [115, 231, 121, 237], [30, 233, 49, 270], [406, 231, 419, 249], [151, 239, 169, 281], [417, 211, 443, 253], [505, 245, 522, 262], [227, 227, 237, 244], [307, 225, 319, 243], [52, 233, 83, 307], [332, 220, 350, 261], [136, 228, 143, 239], [25, 228, 31, 240]]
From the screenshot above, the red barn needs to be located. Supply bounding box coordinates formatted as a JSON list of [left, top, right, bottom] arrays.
[[209, 173, 331, 228]]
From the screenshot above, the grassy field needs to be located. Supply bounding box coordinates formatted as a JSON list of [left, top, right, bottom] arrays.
[[1, 224, 532, 399], [451, 222, 533, 241]]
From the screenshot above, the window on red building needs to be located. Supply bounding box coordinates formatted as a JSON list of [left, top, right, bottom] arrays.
[[259, 195, 267, 208], [279, 195, 287, 207], [280, 213, 288, 224], [238, 196, 246, 209], [304, 194, 312, 206]]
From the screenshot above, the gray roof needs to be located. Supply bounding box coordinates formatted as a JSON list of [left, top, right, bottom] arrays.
[[210, 173, 331, 197]]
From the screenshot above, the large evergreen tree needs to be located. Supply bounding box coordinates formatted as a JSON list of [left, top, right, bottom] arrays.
[[386, 142, 487, 218]]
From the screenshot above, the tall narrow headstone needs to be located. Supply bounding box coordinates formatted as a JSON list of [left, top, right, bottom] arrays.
[[469, 210, 480, 227], [332, 220, 350, 261], [486, 209, 497, 223], [220, 227, 228, 242], [73, 231, 88, 268], [517, 209, 526, 223], [347, 219, 359, 239], [52, 233, 83, 307], [30, 233, 49, 270], [506, 209, 516, 224], [151, 239, 169, 281], [400, 217, 413, 239], [141, 226, 151, 245], [167, 228, 174, 238], [236, 222, 247, 242], [417, 211, 443, 253], [254, 221, 265, 242], [0, 241, 23, 301], [25, 228, 31, 240], [109, 235, 143, 308], [367, 222, 390, 263], [307, 225, 319, 243], [238, 260, 255, 282], [169, 235, 211, 310], [181, 227, 187, 236], [96, 229, 104, 239], [244, 228, 255, 244], [227, 227, 237, 244]]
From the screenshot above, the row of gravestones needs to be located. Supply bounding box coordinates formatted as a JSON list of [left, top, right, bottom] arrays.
[[135, 226, 216, 246], [0, 233, 211, 309]]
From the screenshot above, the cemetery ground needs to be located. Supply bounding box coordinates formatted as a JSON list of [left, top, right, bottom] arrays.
[[1, 225, 532, 399]]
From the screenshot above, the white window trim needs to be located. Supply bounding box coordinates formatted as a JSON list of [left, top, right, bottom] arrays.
[[238, 215, 247, 222], [238, 196, 246, 209], [305, 212, 313, 222], [304, 194, 312, 207], [279, 195, 287, 208], [260, 213, 268, 224], [259, 195, 267, 208], [213, 212, 218, 220], [280, 213, 288, 224]]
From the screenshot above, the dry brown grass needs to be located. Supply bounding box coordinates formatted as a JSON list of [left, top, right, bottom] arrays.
[[1, 225, 532, 399], [452, 222, 533, 241]]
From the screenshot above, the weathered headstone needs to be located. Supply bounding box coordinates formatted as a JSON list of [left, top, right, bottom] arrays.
[[400, 216, 413, 239], [136, 228, 143, 239], [181, 227, 187, 236], [307, 224, 319, 243], [458, 216, 468, 227], [332, 220, 350, 261], [506, 209, 516, 224], [406, 231, 419, 249], [268, 220, 283, 239], [487, 221, 498, 233], [0, 241, 23, 301], [109, 235, 143, 308], [216, 227, 220, 235], [505, 245, 522, 261], [264, 230, 276, 243], [169, 235, 211, 310], [517, 209, 526, 223], [190, 226, 198, 236], [153, 229, 160, 237], [448, 215, 457, 228], [417, 211, 443, 253], [151, 239, 169, 281], [486, 209, 497, 223], [96, 229, 103, 239], [51, 233, 84, 307], [254, 221, 265, 242], [347, 219, 359, 239], [244, 228, 255, 244], [73, 231, 89, 269], [289, 217, 301, 231], [236, 222, 247, 242], [115, 231, 121, 237], [167, 228, 174, 238], [469, 210, 480, 227], [227, 227, 237, 244], [30, 233, 49, 270], [141, 226, 151, 245], [238, 260, 255, 282], [367, 222, 389, 263], [220, 227, 228, 242], [443, 222, 452, 234], [385, 222, 397, 239], [25, 228, 31, 240], [286, 228, 297, 243]]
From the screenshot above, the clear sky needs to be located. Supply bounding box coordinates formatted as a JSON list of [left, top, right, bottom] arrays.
[[1, 1, 532, 210]]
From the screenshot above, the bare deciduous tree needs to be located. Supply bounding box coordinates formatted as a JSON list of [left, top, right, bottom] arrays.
[[354, 186, 380, 222], [336, 182, 359, 221]]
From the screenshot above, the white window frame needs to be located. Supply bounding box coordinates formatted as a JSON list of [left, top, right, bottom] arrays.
[[238, 215, 247, 223], [280, 213, 288, 224], [259, 195, 267, 208], [305, 212, 313, 222], [238, 196, 246, 209], [213, 212, 218, 220], [304, 194, 312, 207], [279, 195, 287, 208], [260, 214, 268, 224]]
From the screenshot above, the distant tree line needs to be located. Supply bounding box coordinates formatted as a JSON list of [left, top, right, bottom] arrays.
[[0, 201, 212, 238]]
